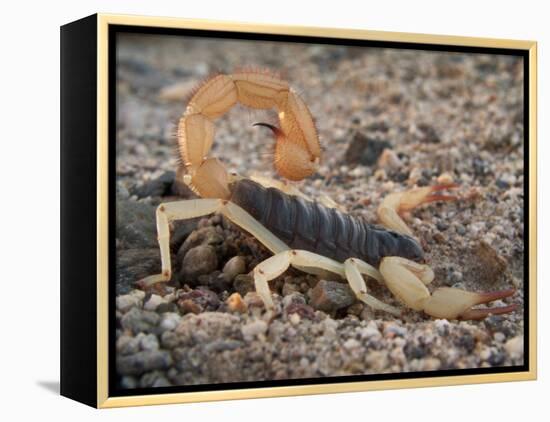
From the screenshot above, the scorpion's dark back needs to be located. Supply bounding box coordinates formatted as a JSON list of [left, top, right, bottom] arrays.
[[229, 179, 424, 265]]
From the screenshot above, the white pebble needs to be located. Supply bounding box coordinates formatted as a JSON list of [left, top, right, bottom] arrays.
[[435, 319, 450, 335], [493, 332, 506, 343], [241, 320, 268, 339], [360, 321, 381, 340], [160, 312, 181, 331], [289, 313, 301, 325], [139, 334, 159, 351], [505, 336, 523, 359], [116, 294, 141, 313], [343, 338, 361, 350], [144, 294, 164, 311]]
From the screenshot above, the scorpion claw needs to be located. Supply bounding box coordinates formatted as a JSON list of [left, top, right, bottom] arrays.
[[457, 288, 518, 320], [422, 287, 517, 320], [459, 303, 519, 320], [420, 183, 460, 204], [378, 184, 459, 236]]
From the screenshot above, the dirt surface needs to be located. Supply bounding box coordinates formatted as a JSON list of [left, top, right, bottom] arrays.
[[115, 33, 524, 389]]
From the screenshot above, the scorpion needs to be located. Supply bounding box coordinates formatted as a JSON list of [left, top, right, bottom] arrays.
[[137, 69, 517, 320]]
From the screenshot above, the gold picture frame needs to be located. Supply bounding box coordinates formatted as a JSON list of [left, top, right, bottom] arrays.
[[60, 13, 537, 408]]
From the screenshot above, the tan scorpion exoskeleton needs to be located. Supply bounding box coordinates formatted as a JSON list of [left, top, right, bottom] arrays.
[[137, 69, 517, 320]]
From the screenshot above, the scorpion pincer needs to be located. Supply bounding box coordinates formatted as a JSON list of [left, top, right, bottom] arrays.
[[137, 69, 517, 321]]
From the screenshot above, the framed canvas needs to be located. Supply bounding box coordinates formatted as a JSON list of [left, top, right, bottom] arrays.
[[60, 13, 537, 408]]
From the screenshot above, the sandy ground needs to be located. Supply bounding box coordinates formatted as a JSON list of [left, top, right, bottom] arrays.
[[114, 33, 524, 389]]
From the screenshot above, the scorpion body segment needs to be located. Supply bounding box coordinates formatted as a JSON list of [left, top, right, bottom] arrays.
[[229, 179, 424, 265]]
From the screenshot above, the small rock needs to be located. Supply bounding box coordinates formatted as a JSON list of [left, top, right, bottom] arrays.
[[116, 335, 141, 356], [365, 350, 389, 371], [139, 334, 159, 351], [226, 292, 248, 313], [120, 308, 160, 334], [116, 182, 130, 200], [241, 320, 268, 340], [177, 227, 224, 261], [178, 299, 201, 314], [134, 171, 175, 198], [308, 280, 356, 313], [119, 376, 138, 389], [116, 248, 162, 294], [360, 321, 382, 340], [437, 172, 454, 185], [344, 131, 392, 167], [383, 323, 407, 338], [496, 179, 511, 190], [156, 302, 178, 313], [289, 313, 301, 325], [475, 240, 508, 283], [493, 332, 506, 343], [159, 312, 181, 331], [143, 294, 164, 311], [504, 335, 523, 360], [198, 271, 232, 293], [377, 148, 402, 170], [343, 338, 361, 350], [222, 256, 247, 280], [450, 270, 463, 284], [116, 293, 142, 313], [180, 245, 218, 283], [435, 319, 450, 335], [436, 221, 449, 231], [455, 224, 466, 236], [347, 302, 364, 317], [116, 200, 157, 249], [177, 288, 220, 314], [488, 351, 506, 366], [234, 274, 255, 296], [417, 123, 441, 143], [117, 350, 173, 376], [170, 219, 199, 250], [285, 302, 316, 320]]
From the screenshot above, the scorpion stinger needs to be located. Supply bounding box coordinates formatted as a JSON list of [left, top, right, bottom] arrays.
[[177, 70, 321, 199]]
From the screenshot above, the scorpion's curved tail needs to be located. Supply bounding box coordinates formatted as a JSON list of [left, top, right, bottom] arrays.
[[176, 69, 321, 199]]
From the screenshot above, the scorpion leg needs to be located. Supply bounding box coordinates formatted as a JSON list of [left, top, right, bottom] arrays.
[[252, 250, 399, 314], [136, 199, 290, 288], [136, 199, 223, 288], [344, 258, 401, 316], [379, 257, 517, 320], [377, 184, 458, 236]]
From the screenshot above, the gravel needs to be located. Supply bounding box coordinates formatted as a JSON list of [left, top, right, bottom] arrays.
[[114, 34, 525, 388]]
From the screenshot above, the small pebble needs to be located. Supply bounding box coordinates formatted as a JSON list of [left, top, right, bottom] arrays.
[[289, 313, 301, 325], [234, 274, 255, 297], [226, 292, 248, 313], [308, 280, 356, 312], [116, 294, 142, 313], [493, 332, 506, 343], [437, 172, 454, 185], [241, 320, 268, 340], [343, 338, 361, 350], [504, 336, 523, 359], [139, 334, 159, 351], [143, 294, 163, 311], [222, 256, 246, 281], [180, 245, 218, 282], [159, 312, 181, 331]]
